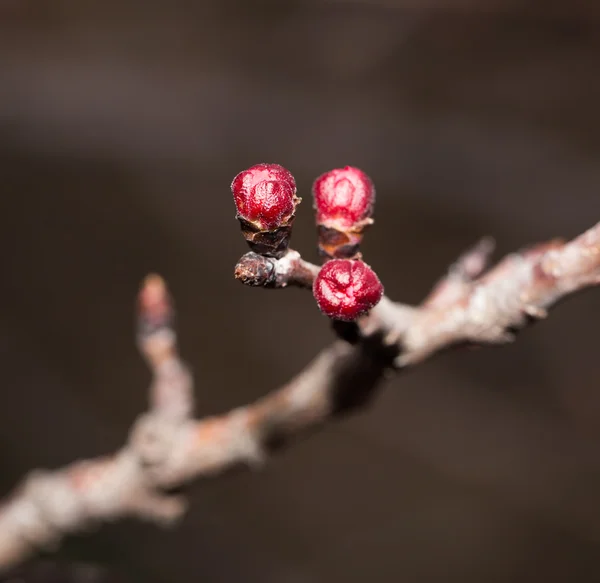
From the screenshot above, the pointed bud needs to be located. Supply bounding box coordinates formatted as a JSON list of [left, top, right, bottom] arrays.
[[138, 274, 173, 335], [312, 166, 375, 259], [313, 259, 383, 321], [137, 274, 177, 367], [231, 164, 301, 257]]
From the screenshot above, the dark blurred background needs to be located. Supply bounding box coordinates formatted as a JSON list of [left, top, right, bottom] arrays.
[[1, 0, 600, 581]]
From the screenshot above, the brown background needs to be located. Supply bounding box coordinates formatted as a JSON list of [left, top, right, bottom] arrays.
[[1, 1, 600, 581]]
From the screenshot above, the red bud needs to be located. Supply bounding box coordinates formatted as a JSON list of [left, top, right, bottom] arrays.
[[231, 163, 298, 231], [313, 166, 375, 229], [313, 259, 383, 321]]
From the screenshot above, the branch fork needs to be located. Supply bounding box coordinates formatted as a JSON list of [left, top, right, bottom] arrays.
[[1, 162, 599, 573]]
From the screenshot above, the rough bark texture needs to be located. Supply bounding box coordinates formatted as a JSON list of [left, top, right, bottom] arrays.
[[1, 223, 599, 573]]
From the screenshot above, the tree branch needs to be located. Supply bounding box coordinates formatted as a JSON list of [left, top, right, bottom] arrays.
[[1, 222, 599, 573]]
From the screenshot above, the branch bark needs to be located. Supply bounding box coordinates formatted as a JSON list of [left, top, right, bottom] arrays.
[[1, 223, 599, 573]]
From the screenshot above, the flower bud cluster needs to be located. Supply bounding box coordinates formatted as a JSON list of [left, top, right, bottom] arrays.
[[231, 163, 382, 320]]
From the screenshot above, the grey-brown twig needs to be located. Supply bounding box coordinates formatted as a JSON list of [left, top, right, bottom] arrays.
[[1, 222, 599, 573], [234, 250, 320, 288]]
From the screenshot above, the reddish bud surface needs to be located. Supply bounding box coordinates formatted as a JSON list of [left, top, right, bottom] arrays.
[[138, 274, 171, 323], [313, 166, 375, 228], [137, 274, 174, 340], [231, 163, 297, 231], [313, 259, 383, 321]]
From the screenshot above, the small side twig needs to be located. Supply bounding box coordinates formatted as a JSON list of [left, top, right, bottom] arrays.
[[234, 250, 319, 289]]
